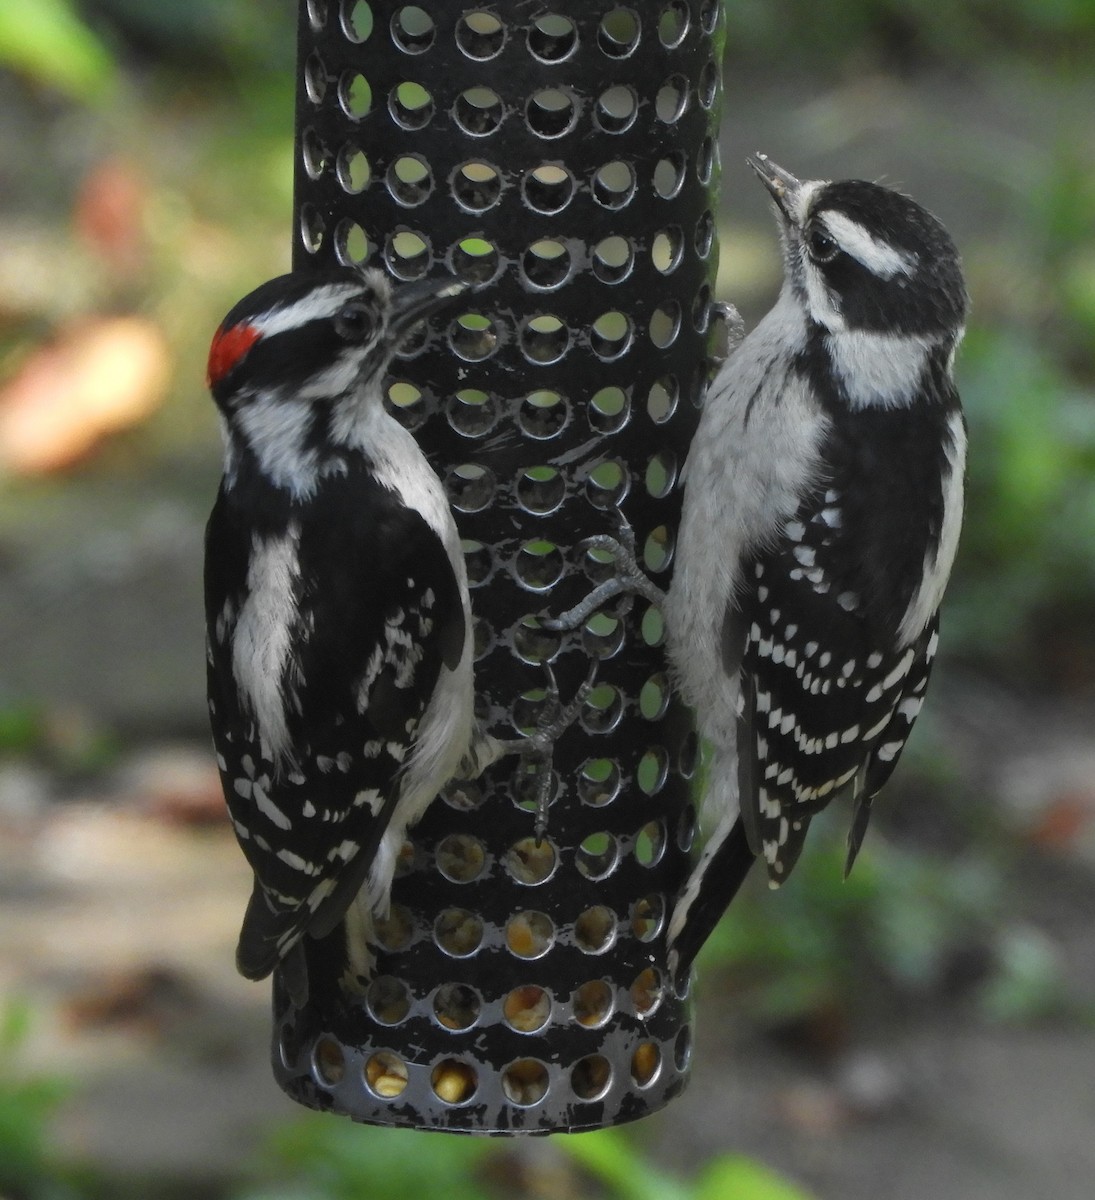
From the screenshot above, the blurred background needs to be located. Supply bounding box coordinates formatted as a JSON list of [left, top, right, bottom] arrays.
[[1, 1, 1094, 1197]]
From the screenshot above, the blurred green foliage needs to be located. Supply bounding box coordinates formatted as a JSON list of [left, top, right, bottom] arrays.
[[696, 816, 1073, 1026], [563, 1129, 815, 1200], [236, 1116, 492, 1200], [0, 1004, 81, 1200], [721, 0, 1095, 69], [946, 138, 1095, 671], [954, 327, 1095, 663], [0, 0, 117, 102], [232, 1120, 816, 1200]]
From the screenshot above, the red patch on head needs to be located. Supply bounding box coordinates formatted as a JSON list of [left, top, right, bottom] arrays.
[[206, 322, 261, 388]]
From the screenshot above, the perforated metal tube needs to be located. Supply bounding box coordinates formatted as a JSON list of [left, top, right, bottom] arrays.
[[275, 0, 724, 1133]]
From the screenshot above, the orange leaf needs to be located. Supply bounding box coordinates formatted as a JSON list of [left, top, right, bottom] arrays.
[[0, 316, 170, 474]]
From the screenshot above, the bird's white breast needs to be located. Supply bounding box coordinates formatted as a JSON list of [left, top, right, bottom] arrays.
[[666, 289, 828, 747]]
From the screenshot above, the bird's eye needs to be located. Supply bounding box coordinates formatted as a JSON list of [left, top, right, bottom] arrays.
[[334, 302, 375, 342], [806, 226, 839, 264]]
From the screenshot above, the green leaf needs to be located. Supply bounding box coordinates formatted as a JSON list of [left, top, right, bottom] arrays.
[[695, 1155, 816, 1200], [560, 1129, 691, 1200], [0, 0, 117, 103]]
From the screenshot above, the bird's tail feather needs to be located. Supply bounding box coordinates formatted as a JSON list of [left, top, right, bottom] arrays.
[[667, 815, 754, 983]]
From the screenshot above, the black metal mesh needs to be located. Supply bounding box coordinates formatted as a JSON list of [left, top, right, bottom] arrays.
[[275, 0, 725, 1133]]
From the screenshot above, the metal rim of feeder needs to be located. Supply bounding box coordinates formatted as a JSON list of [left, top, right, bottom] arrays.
[[274, 0, 725, 1134]]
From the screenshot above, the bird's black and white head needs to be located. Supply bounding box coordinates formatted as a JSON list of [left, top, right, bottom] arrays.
[[749, 154, 968, 349], [206, 267, 465, 494]]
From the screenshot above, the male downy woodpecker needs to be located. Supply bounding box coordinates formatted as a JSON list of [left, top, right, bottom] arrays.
[[550, 157, 968, 976], [204, 268, 578, 1003]]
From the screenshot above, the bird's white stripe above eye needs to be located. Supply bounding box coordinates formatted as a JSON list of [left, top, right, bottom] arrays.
[[820, 211, 918, 279], [252, 283, 362, 339]]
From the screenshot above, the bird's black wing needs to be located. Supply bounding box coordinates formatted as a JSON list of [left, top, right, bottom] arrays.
[[731, 402, 952, 883], [205, 466, 465, 980]]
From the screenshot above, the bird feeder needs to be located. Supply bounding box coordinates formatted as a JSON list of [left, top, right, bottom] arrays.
[[275, 0, 725, 1133]]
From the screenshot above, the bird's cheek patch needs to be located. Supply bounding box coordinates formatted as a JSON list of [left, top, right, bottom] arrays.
[[207, 322, 261, 387]]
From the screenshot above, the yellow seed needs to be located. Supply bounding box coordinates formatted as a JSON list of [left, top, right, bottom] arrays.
[[365, 1054, 407, 1097], [507, 915, 535, 956], [631, 1041, 659, 1085], [373, 1071, 406, 1097], [630, 968, 660, 1016], [504, 986, 550, 1032], [503, 1059, 548, 1104], [432, 1062, 476, 1103], [573, 980, 613, 1027]]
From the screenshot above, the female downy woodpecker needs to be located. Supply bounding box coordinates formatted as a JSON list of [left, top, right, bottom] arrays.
[[204, 268, 575, 1003], [550, 157, 968, 975]]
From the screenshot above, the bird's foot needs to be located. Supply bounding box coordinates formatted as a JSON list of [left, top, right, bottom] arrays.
[[542, 511, 666, 633], [712, 301, 746, 364], [518, 660, 597, 841], [458, 661, 597, 840]]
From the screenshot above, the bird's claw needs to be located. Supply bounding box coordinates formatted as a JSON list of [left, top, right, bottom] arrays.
[[522, 660, 597, 841], [712, 301, 746, 363], [542, 511, 664, 633]]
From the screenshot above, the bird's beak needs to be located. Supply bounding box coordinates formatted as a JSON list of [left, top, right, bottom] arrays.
[[747, 154, 802, 221], [389, 274, 471, 342]]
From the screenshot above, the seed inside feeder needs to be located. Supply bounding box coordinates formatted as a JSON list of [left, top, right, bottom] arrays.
[[503, 985, 551, 1033], [630, 1041, 661, 1087], [504, 836, 556, 884], [501, 1057, 549, 1105], [431, 1058, 478, 1104], [365, 1050, 409, 1097], [434, 907, 484, 957], [572, 979, 614, 1028], [506, 910, 554, 957]]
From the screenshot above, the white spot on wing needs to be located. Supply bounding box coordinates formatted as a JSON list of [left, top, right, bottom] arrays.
[[253, 783, 292, 831], [355, 789, 383, 814], [276, 847, 317, 875], [306, 877, 337, 911]]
